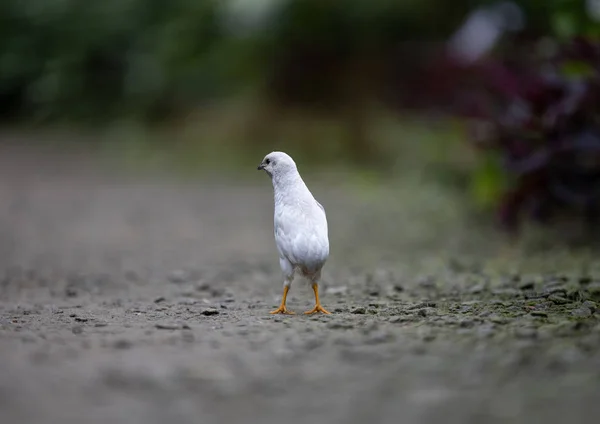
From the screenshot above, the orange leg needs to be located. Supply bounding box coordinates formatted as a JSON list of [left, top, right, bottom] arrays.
[[270, 286, 295, 314], [304, 283, 331, 314]]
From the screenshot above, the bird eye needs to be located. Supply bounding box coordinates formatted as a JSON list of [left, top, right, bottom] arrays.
[[265, 158, 271, 165]]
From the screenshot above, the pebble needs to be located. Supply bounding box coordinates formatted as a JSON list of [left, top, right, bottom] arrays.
[[65, 288, 78, 298], [518, 281, 535, 291], [168, 270, 188, 284], [421, 332, 437, 342], [154, 297, 166, 303], [328, 321, 355, 330], [489, 315, 509, 325], [351, 307, 366, 314], [195, 280, 210, 290], [113, 339, 132, 349], [545, 286, 567, 296], [155, 323, 190, 330], [530, 311, 548, 318], [408, 301, 437, 310], [389, 315, 416, 323], [392, 284, 405, 292], [416, 307, 436, 317], [469, 284, 485, 294], [548, 295, 569, 305], [581, 300, 597, 313], [417, 277, 436, 290], [325, 286, 348, 295], [459, 318, 474, 328], [571, 307, 592, 318], [201, 308, 220, 316]]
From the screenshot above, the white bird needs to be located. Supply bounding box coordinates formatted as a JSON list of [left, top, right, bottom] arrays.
[[257, 151, 331, 314]]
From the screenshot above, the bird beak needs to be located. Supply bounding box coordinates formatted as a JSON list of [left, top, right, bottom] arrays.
[[257, 163, 264, 171]]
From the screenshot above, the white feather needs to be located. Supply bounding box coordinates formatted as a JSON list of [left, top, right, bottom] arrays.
[[259, 151, 329, 283]]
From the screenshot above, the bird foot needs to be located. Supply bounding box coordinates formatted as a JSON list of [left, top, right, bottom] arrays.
[[270, 305, 295, 315], [304, 304, 331, 315]]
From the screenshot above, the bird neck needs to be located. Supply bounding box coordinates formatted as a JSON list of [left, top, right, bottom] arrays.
[[272, 170, 311, 203]]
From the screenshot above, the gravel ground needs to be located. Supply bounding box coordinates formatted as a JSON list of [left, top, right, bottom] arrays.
[[0, 145, 599, 424]]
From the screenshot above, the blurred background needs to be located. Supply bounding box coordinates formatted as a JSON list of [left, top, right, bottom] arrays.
[[1, 0, 600, 243], [2, 4, 600, 424]]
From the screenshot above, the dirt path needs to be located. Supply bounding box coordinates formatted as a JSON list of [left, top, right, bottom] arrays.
[[0, 146, 599, 424]]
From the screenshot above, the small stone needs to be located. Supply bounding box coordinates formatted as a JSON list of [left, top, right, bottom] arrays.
[[74, 317, 88, 322], [489, 315, 509, 324], [545, 286, 567, 296], [566, 289, 584, 301], [421, 333, 437, 342], [154, 297, 166, 303], [196, 281, 211, 291], [201, 308, 219, 316], [408, 301, 437, 310], [581, 300, 597, 313], [325, 286, 348, 295], [392, 284, 405, 292], [416, 307, 436, 317], [469, 284, 485, 294], [94, 322, 107, 327], [548, 295, 569, 305], [65, 287, 78, 297], [518, 281, 535, 290], [113, 339, 132, 349], [328, 321, 354, 330], [390, 315, 416, 323], [417, 277, 436, 289], [351, 307, 366, 314], [155, 323, 181, 330], [571, 307, 592, 318], [459, 318, 474, 328], [530, 311, 548, 318], [168, 270, 188, 284]]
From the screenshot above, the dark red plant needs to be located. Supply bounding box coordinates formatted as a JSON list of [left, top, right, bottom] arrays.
[[460, 37, 600, 232]]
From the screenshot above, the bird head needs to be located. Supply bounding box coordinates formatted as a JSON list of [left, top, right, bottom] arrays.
[[257, 151, 298, 178]]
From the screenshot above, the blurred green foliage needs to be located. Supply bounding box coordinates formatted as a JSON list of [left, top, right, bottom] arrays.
[[0, 0, 241, 122], [2, 0, 590, 124]]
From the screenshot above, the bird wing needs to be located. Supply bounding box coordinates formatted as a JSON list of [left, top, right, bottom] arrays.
[[274, 202, 329, 272], [314, 198, 324, 212]]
